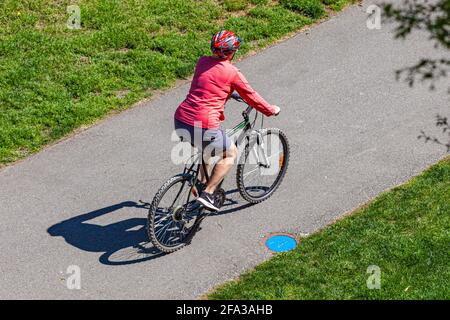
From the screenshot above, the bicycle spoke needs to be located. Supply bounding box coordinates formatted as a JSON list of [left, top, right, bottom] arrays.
[[243, 168, 263, 186], [163, 221, 175, 245], [242, 166, 260, 178], [155, 220, 172, 237], [154, 215, 171, 228]]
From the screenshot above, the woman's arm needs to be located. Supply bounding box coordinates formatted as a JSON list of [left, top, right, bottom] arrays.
[[231, 70, 278, 116]]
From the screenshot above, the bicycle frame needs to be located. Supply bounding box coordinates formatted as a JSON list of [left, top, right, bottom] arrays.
[[181, 104, 271, 186]]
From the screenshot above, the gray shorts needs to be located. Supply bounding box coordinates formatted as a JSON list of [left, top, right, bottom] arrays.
[[174, 118, 232, 156]]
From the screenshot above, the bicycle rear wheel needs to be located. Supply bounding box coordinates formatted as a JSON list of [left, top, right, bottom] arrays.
[[147, 174, 203, 253], [236, 128, 290, 204]]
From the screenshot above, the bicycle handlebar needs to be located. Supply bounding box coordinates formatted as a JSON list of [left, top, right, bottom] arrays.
[[230, 92, 280, 116]]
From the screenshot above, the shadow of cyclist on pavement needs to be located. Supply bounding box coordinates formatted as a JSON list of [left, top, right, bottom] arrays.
[[48, 191, 255, 265], [47, 201, 164, 266], [213, 188, 255, 216]]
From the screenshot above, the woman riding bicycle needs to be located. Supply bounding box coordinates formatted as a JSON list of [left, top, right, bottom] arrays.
[[174, 30, 280, 212]]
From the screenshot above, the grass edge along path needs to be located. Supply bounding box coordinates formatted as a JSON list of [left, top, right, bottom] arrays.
[[0, 0, 358, 167], [208, 156, 450, 299]]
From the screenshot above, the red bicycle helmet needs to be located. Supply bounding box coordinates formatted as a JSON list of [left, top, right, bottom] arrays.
[[211, 30, 242, 59]]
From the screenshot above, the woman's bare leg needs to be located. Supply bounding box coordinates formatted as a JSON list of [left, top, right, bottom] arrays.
[[204, 144, 238, 194], [199, 163, 209, 184]]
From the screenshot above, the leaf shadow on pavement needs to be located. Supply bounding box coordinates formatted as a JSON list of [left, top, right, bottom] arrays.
[[47, 190, 253, 266]]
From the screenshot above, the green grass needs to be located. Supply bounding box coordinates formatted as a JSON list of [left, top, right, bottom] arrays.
[[0, 0, 355, 165], [280, 0, 326, 19], [209, 157, 450, 299]]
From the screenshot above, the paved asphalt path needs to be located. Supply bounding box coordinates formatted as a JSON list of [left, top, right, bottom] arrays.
[[0, 1, 448, 299]]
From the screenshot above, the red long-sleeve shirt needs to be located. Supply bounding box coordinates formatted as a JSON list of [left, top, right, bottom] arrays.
[[175, 56, 277, 129]]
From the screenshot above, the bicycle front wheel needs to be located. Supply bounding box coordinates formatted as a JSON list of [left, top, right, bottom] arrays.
[[236, 128, 290, 204]]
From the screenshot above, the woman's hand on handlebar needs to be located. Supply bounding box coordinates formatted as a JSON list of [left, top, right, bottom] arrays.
[[272, 105, 281, 116]]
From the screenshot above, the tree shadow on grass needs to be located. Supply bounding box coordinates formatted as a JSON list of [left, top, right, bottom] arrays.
[[47, 191, 253, 266]]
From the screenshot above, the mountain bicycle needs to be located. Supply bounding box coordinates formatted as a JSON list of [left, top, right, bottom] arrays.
[[147, 94, 290, 253]]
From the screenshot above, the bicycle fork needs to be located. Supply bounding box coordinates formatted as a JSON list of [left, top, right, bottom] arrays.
[[251, 130, 271, 169]]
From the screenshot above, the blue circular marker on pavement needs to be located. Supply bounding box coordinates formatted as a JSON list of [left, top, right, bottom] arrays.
[[265, 234, 297, 252]]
